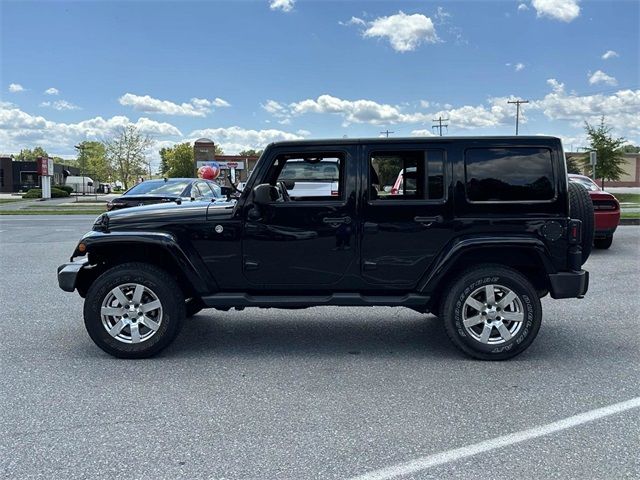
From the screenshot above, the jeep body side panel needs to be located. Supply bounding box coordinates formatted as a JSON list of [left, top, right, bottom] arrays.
[[239, 144, 361, 288], [359, 141, 457, 288]]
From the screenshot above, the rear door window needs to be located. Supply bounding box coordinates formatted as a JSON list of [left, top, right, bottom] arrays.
[[464, 147, 555, 202]]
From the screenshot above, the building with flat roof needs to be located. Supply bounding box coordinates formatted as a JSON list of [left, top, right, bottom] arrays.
[[565, 152, 640, 187], [0, 156, 80, 193], [193, 138, 259, 183]]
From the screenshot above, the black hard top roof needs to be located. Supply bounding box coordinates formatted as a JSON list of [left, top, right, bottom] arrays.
[[268, 136, 561, 148]]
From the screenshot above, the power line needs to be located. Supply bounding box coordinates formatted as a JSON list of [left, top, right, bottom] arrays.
[[431, 116, 449, 136], [380, 129, 394, 138], [507, 99, 529, 135]]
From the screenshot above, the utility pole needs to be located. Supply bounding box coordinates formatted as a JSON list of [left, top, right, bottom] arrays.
[[431, 116, 449, 136], [507, 99, 529, 135], [380, 129, 394, 138]]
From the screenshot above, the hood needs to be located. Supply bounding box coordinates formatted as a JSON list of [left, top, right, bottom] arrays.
[[104, 200, 212, 230]]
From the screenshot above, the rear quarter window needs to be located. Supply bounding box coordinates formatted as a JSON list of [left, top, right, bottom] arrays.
[[464, 147, 555, 202]]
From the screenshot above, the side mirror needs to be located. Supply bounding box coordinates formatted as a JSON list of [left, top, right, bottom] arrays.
[[220, 186, 232, 197], [252, 183, 276, 205]]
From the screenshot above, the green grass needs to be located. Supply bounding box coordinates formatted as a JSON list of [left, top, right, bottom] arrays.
[[0, 209, 105, 215], [0, 198, 26, 204], [620, 211, 640, 219], [612, 193, 640, 204]]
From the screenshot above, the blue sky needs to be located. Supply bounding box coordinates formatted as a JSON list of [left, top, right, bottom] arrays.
[[1, 0, 638, 164]]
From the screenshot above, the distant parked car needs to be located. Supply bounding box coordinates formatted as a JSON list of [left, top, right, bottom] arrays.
[[568, 174, 620, 249], [106, 178, 229, 211]]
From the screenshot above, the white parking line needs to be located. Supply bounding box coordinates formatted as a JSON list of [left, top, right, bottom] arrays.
[[349, 396, 640, 480]]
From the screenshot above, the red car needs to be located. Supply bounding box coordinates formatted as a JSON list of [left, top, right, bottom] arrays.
[[568, 174, 620, 249]]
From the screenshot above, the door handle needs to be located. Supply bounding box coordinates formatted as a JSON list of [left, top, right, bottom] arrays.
[[414, 215, 444, 225], [323, 216, 351, 225], [363, 222, 378, 233]]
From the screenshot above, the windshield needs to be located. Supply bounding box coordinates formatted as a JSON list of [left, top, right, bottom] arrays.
[[125, 180, 190, 196], [280, 160, 340, 182], [569, 177, 599, 191]]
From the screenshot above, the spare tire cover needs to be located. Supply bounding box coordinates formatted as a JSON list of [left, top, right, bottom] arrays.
[[568, 181, 594, 265]]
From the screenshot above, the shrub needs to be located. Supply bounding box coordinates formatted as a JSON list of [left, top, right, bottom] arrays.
[[22, 188, 70, 199], [56, 185, 74, 194]]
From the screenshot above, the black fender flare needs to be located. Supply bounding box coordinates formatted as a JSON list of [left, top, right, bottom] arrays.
[[417, 235, 557, 295], [74, 230, 217, 295]]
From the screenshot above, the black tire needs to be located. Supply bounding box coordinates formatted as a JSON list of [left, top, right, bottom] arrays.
[[594, 236, 613, 249], [84, 262, 185, 358], [185, 298, 205, 317], [440, 265, 542, 360], [568, 182, 594, 265]]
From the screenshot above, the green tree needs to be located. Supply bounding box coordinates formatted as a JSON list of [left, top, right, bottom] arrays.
[[161, 142, 195, 178], [76, 141, 110, 182], [14, 146, 49, 161], [581, 117, 627, 189], [105, 125, 152, 189], [622, 145, 640, 153], [215, 145, 225, 155], [238, 149, 262, 157], [565, 156, 581, 174]]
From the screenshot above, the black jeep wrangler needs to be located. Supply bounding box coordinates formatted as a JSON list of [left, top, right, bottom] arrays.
[[58, 137, 592, 360]]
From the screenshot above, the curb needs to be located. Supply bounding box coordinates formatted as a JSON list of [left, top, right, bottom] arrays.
[[620, 218, 640, 226]]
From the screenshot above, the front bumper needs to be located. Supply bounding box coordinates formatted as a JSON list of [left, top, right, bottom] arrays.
[[548, 270, 589, 299], [57, 257, 89, 292]]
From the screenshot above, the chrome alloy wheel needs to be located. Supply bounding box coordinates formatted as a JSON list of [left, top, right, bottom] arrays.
[[462, 284, 525, 345], [100, 283, 163, 344]]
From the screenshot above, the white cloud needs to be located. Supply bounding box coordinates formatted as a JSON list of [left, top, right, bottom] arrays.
[[357, 11, 439, 52], [0, 104, 182, 154], [118, 93, 230, 117], [601, 50, 619, 60], [517, 3, 529, 11], [188, 126, 305, 154], [588, 70, 617, 86], [547, 78, 565, 93], [339, 16, 366, 27], [40, 100, 81, 111], [262, 99, 288, 116], [515, 62, 525, 71], [532, 0, 580, 22], [8, 83, 25, 93], [532, 82, 640, 136], [269, 0, 295, 13], [272, 94, 515, 129], [288, 94, 432, 125], [420, 100, 431, 109], [44, 87, 60, 96], [410, 129, 437, 137]]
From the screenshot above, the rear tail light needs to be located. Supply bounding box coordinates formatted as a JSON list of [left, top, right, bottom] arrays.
[[331, 190, 339, 196], [568, 219, 582, 244], [593, 200, 618, 210]]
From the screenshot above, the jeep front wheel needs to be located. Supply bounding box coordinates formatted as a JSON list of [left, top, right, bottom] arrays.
[[440, 265, 542, 360], [83, 262, 185, 358]]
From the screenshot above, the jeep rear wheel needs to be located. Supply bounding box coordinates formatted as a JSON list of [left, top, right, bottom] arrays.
[[84, 262, 185, 358], [440, 265, 542, 360]]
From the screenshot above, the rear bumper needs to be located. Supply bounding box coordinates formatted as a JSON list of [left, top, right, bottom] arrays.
[[594, 211, 620, 235], [57, 257, 89, 292], [548, 270, 589, 299]]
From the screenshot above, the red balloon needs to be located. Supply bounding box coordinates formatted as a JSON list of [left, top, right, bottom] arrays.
[[198, 163, 220, 180]]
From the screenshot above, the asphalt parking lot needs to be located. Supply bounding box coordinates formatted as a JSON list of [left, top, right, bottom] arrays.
[[1, 216, 639, 479]]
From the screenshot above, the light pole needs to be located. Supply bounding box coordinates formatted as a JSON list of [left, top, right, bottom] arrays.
[[74, 144, 85, 199]]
